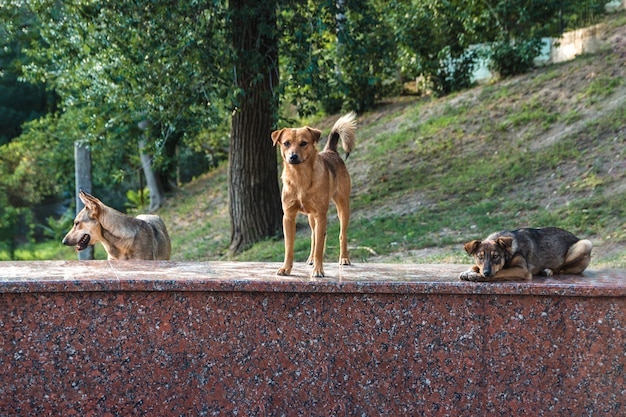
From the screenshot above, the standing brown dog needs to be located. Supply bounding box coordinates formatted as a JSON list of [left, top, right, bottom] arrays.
[[271, 112, 356, 277]]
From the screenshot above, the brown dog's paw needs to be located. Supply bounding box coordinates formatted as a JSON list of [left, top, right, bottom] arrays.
[[310, 267, 325, 278], [459, 270, 484, 282], [339, 257, 351, 266], [276, 267, 291, 276]]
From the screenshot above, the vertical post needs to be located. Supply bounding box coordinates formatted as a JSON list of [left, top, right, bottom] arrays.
[[138, 138, 164, 212], [74, 141, 94, 260], [138, 119, 165, 212]]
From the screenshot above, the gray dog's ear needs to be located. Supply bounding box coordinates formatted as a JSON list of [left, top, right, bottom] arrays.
[[78, 190, 102, 217], [463, 240, 481, 255], [271, 129, 285, 146], [496, 237, 514, 252]]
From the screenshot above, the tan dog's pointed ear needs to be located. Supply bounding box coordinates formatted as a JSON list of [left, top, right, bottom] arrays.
[[306, 127, 322, 143], [463, 240, 481, 255], [79, 190, 101, 216], [496, 237, 514, 253], [271, 129, 285, 146]]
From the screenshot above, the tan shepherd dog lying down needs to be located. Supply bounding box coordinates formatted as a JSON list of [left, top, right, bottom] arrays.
[[460, 227, 592, 282], [62, 190, 171, 260], [271, 112, 357, 278]]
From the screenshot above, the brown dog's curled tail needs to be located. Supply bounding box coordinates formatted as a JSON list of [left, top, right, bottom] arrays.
[[324, 112, 356, 159]]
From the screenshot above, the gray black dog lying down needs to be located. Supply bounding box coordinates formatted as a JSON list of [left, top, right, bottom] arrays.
[[460, 227, 592, 282]]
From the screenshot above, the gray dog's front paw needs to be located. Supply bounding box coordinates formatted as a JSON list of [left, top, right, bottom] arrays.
[[459, 270, 483, 282]]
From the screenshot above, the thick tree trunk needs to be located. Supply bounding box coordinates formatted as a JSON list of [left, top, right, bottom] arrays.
[[228, 0, 282, 254]]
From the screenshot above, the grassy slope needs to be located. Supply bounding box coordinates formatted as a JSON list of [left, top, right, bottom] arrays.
[[163, 12, 626, 268], [24, 12, 626, 267]]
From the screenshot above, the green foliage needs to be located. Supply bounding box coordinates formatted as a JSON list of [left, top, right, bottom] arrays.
[[278, 1, 337, 116], [430, 47, 477, 97], [0, 0, 616, 258], [0, 126, 65, 208], [0, 80, 56, 146], [336, 0, 400, 112], [559, 0, 607, 30], [489, 38, 543, 77], [41, 212, 74, 241], [125, 188, 150, 213], [279, 0, 398, 115], [0, 205, 24, 260], [0, 6, 58, 146], [390, 0, 481, 96], [6, 0, 230, 177], [484, 0, 606, 77]]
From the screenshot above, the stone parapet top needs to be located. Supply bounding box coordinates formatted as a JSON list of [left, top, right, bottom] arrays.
[[1, 260, 624, 297]]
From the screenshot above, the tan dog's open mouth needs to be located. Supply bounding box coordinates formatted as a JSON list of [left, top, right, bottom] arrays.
[[76, 234, 90, 251]]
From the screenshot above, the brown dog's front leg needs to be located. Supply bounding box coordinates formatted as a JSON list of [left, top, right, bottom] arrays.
[[492, 255, 532, 281], [306, 214, 316, 265], [459, 265, 531, 282], [492, 266, 532, 281], [278, 212, 297, 276], [310, 215, 327, 278], [459, 265, 483, 281]]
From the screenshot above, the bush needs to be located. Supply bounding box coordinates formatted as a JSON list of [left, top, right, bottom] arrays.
[[125, 188, 150, 213], [430, 47, 477, 97], [489, 38, 543, 78], [42, 211, 74, 241]]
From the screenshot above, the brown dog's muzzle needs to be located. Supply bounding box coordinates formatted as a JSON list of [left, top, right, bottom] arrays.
[[482, 266, 493, 278], [288, 153, 302, 164]]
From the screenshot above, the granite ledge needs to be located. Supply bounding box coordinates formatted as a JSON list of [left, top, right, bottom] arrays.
[[1, 260, 625, 297]]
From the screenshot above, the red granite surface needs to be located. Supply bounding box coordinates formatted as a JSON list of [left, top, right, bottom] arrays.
[[1, 261, 625, 416]]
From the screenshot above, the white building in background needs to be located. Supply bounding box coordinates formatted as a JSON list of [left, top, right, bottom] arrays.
[[536, 23, 604, 65], [472, 0, 624, 82]]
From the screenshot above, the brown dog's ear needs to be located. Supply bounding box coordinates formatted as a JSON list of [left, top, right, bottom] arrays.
[[271, 129, 285, 146], [496, 237, 514, 253], [305, 127, 322, 143], [79, 190, 101, 216], [463, 240, 481, 255]]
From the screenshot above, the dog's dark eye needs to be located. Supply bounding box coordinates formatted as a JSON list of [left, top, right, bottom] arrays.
[[492, 253, 500, 260], [75, 221, 80, 226], [300, 141, 308, 147], [283, 141, 291, 148]]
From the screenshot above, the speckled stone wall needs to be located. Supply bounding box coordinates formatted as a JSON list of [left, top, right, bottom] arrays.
[[1, 261, 625, 416]]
